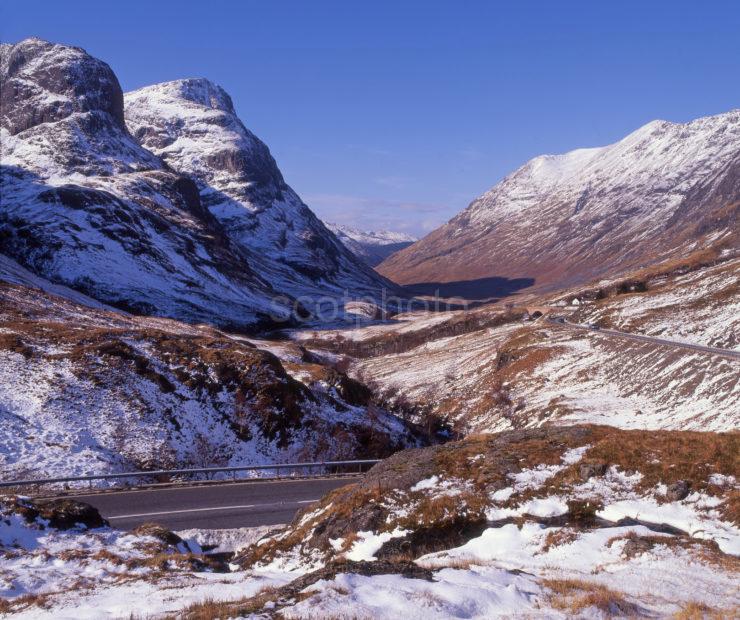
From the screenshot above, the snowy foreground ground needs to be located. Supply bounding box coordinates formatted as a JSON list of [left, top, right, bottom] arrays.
[[2, 426, 738, 619]]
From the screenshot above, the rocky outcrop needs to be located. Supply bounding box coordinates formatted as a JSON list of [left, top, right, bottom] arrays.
[[235, 425, 739, 572], [0, 38, 125, 135], [2, 496, 108, 530]]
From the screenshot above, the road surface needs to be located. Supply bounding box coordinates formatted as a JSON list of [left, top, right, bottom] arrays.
[[58, 478, 352, 530], [547, 319, 740, 361]]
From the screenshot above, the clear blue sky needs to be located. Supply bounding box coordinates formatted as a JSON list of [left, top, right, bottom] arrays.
[[3, 1, 739, 236]]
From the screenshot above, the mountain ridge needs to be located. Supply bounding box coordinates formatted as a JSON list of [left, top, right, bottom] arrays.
[[378, 109, 740, 294], [1, 39, 399, 331], [325, 222, 416, 267]]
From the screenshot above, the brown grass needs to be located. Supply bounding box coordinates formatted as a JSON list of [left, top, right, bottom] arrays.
[[543, 578, 639, 615], [606, 531, 740, 573], [577, 428, 739, 521], [672, 601, 740, 620], [395, 491, 488, 530], [415, 555, 484, 570], [123, 552, 225, 574], [541, 527, 580, 553], [239, 425, 739, 571], [0, 593, 51, 613], [89, 549, 127, 565], [174, 586, 281, 620]]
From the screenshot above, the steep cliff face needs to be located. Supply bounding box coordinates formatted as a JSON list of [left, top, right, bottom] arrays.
[[378, 111, 740, 293], [124, 79, 397, 310], [1, 38, 293, 330]]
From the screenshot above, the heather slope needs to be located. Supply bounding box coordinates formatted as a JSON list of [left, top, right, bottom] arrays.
[[0, 274, 417, 481], [298, 253, 740, 434]]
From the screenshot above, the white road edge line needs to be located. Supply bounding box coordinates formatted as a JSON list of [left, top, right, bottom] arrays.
[[107, 499, 317, 520], [47, 476, 354, 500]]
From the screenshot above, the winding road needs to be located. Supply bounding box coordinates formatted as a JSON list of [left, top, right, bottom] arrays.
[[55, 478, 352, 530], [547, 318, 740, 361]]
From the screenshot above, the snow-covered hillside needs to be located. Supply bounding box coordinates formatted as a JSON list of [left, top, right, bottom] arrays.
[[231, 426, 739, 618], [1, 39, 403, 331], [4, 427, 737, 618], [379, 110, 740, 291], [298, 254, 740, 434], [0, 274, 417, 482], [124, 79, 397, 311], [326, 223, 416, 267]]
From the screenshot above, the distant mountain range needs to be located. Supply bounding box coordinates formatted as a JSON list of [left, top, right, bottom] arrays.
[[325, 223, 416, 267], [0, 38, 395, 331], [378, 110, 739, 296]]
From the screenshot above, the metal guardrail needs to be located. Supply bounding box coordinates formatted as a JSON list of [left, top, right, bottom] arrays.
[[0, 459, 381, 490]]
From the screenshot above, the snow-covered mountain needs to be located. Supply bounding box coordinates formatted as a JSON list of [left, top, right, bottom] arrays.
[[0, 38, 296, 330], [0, 39, 398, 331], [378, 111, 740, 292], [325, 223, 416, 267], [124, 79, 396, 310]]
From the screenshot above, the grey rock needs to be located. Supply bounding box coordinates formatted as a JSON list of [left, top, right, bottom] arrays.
[[665, 480, 691, 501], [579, 462, 609, 481]]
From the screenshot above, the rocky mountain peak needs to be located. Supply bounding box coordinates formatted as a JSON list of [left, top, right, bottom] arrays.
[[125, 79, 394, 304], [1, 39, 296, 330], [0, 37, 125, 135], [326, 223, 417, 267], [158, 78, 236, 114], [125, 78, 286, 204]]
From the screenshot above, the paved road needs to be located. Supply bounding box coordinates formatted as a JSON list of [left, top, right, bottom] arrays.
[[548, 318, 740, 361], [58, 478, 352, 531]]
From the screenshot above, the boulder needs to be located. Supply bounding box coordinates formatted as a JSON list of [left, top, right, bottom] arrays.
[[132, 522, 191, 552], [32, 499, 108, 530], [665, 480, 691, 502], [579, 462, 609, 481]]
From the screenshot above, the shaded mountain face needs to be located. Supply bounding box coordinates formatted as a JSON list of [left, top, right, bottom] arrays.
[[325, 223, 416, 267], [124, 79, 396, 310], [0, 38, 293, 330], [378, 111, 740, 295]]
